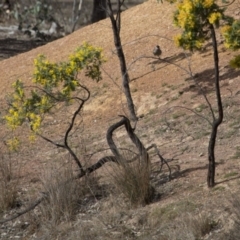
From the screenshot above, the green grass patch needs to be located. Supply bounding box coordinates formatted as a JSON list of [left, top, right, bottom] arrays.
[[154, 127, 167, 135], [185, 119, 194, 125], [224, 129, 236, 139], [212, 186, 225, 192], [151, 200, 197, 223], [132, 88, 138, 93], [171, 94, 180, 101], [224, 172, 238, 179], [172, 112, 186, 119], [232, 146, 240, 159], [229, 120, 240, 129], [194, 131, 211, 139], [102, 82, 109, 88], [168, 84, 179, 90], [148, 109, 156, 115], [195, 104, 208, 113]]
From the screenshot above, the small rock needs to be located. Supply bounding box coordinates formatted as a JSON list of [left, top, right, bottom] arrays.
[[189, 84, 196, 89], [112, 231, 122, 237], [183, 136, 193, 142]]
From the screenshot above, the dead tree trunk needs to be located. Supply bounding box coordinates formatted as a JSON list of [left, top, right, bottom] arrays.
[[207, 24, 223, 188], [106, 0, 138, 121], [91, 0, 107, 23]]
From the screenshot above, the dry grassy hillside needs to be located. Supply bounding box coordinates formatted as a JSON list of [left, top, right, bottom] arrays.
[[1, 0, 240, 239]]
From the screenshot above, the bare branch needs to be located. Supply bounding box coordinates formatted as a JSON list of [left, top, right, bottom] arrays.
[[37, 133, 65, 148], [146, 144, 171, 178], [0, 195, 46, 224], [184, 52, 216, 120], [0, 115, 169, 224], [219, 0, 236, 7], [163, 105, 212, 126], [63, 87, 90, 173]]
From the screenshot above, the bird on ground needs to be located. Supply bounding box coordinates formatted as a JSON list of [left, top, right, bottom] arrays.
[[153, 45, 162, 57]]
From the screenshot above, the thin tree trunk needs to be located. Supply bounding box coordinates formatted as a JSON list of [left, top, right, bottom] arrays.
[[107, 0, 138, 121], [71, 0, 83, 32], [207, 24, 223, 187], [112, 23, 138, 121]]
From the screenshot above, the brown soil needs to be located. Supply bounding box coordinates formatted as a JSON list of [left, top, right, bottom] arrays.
[[1, 0, 240, 239]]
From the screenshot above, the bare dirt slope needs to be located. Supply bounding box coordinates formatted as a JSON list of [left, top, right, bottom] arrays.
[[1, 0, 240, 239]]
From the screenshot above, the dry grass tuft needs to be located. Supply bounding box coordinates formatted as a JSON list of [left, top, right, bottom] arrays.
[[221, 191, 240, 239], [110, 151, 154, 207], [36, 163, 101, 228], [153, 213, 218, 240], [0, 155, 18, 213], [39, 165, 82, 225], [189, 213, 218, 239]]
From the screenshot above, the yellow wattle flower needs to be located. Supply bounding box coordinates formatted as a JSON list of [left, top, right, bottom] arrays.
[[208, 12, 222, 24]]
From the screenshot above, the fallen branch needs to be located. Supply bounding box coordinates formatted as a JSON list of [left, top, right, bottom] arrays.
[[0, 195, 46, 224]]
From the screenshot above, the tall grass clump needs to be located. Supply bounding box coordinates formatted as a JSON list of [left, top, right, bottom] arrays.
[[110, 151, 154, 207], [220, 191, 240, 239], [38, 163, 100, 226], [154, 213, 218, 240], [0, 155, 18, 213]]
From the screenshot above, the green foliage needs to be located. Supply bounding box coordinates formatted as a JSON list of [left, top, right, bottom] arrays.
[[224, 171, 238, 179], [230, 55, 240, 69], [173, 0, 225, 50], [221, 20, 240, 50], [221, 20, 240, 69], [173, 0, 240, 90], [5, 42, 105, 142]]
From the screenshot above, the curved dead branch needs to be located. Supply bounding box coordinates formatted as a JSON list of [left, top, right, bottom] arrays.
[[146, 144, 171, 178], [107, 115, 149, 164], [0, 115, 169, 224]]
